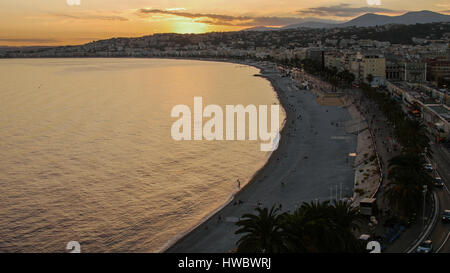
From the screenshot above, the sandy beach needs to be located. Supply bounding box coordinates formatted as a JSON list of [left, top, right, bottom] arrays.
[[165, 60, 357, 253]]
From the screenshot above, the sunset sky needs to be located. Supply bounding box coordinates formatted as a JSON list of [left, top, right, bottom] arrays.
[[1, 0, 450, 46]]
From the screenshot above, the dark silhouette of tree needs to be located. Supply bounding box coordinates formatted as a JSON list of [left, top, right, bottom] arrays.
[[366, 74, 374, 85], [385, 154, 433, 216], [236, 201, 365, 253], [235, 206, 286, 253]]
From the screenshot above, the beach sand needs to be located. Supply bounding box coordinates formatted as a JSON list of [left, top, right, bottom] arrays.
[[164, 60, 357, 253]]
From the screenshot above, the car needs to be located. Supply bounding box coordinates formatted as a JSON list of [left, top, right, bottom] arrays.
[[443, 210, 450, 223], [359, 234, 371, 242], [424, 164, 433, 172], [434, 176, 444, 187], [416, 240, 433, 253]]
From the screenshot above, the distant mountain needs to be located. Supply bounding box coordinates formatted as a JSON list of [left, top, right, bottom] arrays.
[[242, 10, 450, 31], [339, 10, 450, 27], [393, 10, 450, 24], [338, 13, 392, 27]]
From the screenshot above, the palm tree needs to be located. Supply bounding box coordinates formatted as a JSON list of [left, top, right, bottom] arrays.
[[337, 70, 355, 87], [282, 201, 340, 253], [388, 154, 431, 186], [235, 201, 366, 253], [282, 201, 365, 253], [235, 205, 286, 253], [385, 154, 433, 215], [366, 74, 374, 86], [327, 200, 365, 253], [331, 200, 364, 232], [385, 180, 424, 216], [398, 119, 430, 155]]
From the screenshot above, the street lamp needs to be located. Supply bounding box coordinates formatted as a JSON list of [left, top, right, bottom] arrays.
[[422, 185, 428, 229]]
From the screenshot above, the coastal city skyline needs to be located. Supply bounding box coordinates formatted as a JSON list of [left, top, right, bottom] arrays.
[[2, 0, 450, 46]]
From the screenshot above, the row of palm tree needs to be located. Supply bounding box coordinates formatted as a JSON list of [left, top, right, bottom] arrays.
[[300, 59, 355, 89], [359, 83, 431, 155], [278, 58, 355, 90], [235, 200, 366, 253], [358, 83, 433, 216]]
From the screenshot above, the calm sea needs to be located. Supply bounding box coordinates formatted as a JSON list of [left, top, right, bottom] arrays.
[[0, 58, 283, 252]]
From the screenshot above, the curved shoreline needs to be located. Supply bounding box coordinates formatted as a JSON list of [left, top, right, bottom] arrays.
[[164, 58, 357, 253], [158, 59, 288, 253], [1, 56, 356, 253]]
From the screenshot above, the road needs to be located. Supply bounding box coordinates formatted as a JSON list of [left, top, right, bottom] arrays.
[[298, 82, 449, 253], [349, 87, 449, 252], [429, 144, 450, 253]]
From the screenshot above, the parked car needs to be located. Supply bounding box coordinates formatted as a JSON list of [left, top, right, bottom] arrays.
[[434, 176, 444, 187], [443, 210, 450, 223], [359, 234, 371, 242], [416, 240, 433, 253], [424, 164, 433, 172]]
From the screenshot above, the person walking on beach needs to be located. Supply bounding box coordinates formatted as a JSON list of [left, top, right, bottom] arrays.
[[237, 179, 241, 190]]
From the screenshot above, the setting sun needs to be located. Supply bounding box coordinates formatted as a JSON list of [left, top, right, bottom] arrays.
[[171, 20, 209, 34]]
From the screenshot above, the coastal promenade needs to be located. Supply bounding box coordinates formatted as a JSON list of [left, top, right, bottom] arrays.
[[165, 61, 357, 253], [281, 71, 441, 252], [349, 88, 439, 253]]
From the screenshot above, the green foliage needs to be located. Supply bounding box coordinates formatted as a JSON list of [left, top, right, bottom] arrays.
[[235, 201, 366, 253], [235, 206, 286, 253], [385, 153, 433, 216], [298, 58, 356, 89], [359, 83, 431, 154], [359, 83, 433, 216]]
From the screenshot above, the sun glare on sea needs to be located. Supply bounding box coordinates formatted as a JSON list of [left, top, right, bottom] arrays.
[[171, 20, 209, 34]]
